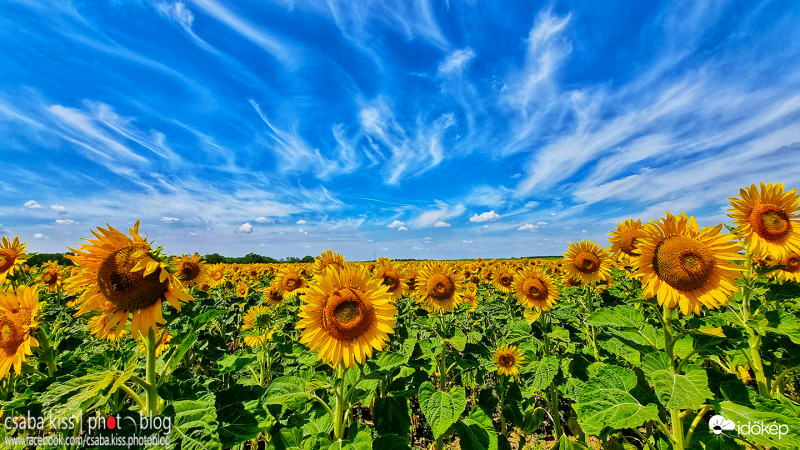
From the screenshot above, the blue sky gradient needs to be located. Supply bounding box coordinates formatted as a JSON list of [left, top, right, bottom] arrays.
[[2, 0, 800, 260]]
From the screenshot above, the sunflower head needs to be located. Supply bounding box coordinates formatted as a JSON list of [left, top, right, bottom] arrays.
[[562, 240, 612, 285], [0, 236, 28, 284], [633, 212, 744, 315], [728, 182, 800, 259], [171, 254, 205, 285], [242, 305, 277, 347], [297, 265, 396, 368], [273, 265, 307, 297], [609, 219, 648, 259], [766, 251, 800, 283], [313, 250, 345, 276], [262, 286, 285, 306], [493, 344, 524, 380], [373, 259, 406, 301], [513, 267, 559, 311], [0, 286, 41, 378], [37, 261, 63, 292], [491, 264, 516, 294], [414, 261, 464, 314], [138, 331, 172, 357]]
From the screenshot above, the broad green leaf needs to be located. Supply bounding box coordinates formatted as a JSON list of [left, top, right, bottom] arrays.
[[216, 353, 257, 375], [268, 428, 303, 450], [641, 352, 671, 378], [374, 396, 410, 437], [302, 433, 334, 450], [370, 434, 410, 450], [348, 422, 373, 450], [598, 337, 640, 365], [454, 407, 498, 450], [522, 407, 545, 434], [263, 376, 313, 409], [417, 381, 467, 439], [168, 393, 222, 450], [650, 365, 713, 410], [448, 329, 467, 351], [327, 440, 357, 450], [716, 380, 800, 448], [524, 355, 559, 392], [574, 365, 658, 435], [586, 306, 646, 329], [301, 403, 334, 436], [765, 311, 800, 344], [216, 384, 275, 447], [501, 383, 523, 428]]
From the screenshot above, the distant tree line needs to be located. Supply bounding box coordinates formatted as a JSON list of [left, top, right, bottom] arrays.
[[27, 253, 75, 267], [202, 253, 315, 264]]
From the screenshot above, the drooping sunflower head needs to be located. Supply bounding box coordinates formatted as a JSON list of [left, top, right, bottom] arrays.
[[491, 264, 516, 294], [37, 261, 63, 292], [138, 331, 172, 357], [171, 253, 205, 285], [562, 240, 612, 285], [414, 261, 464, 314], [633, 212, 744, 315], [728, 182, 800, 259], [0, 286, 41, 379], [297, 265, 396, 368], [767, 251, 800, 283], [609, 219, 648, 260], [242, 305, 277, 347], [262, 286, 285, 306], [88, 314, 129, 341], [0, 236, 28, 284], [66, 221, 194, 339], [372, 259, 406, 301], [273, 265, 307, 297], [313, 250, 345, 276], [493, 344, 525, 380], [513, 266, 560, 311]]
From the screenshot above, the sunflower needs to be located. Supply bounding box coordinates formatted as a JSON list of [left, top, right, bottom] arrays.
[[37, 261, 63, 292], [491, 264, 516, 294], [493, 344, 525, 380], [138, 331, 172, 357], [66, 221, 193, 338], [609, 219, 648, 260], [262, 286, 285, 306], [272, 265, 307, 297], [513, 267, 559, 311], [297, 265, 396, 368], [242, 305, 278, 347], [632, 212, 744, 315], [767, 251, 800, 283], [414, 261, 464, 313], [372, 259, 407, 301], [171, 254, 205, 286], [206, 264, 227, 288], [728, 182, 800, 259], [0, 286, 41, 379], [0, 236, 28, 284], [88, 315, 128, 341], [313, 250, 345, 276], [562, 240, 612, 285], [235, 281, 250, 298]]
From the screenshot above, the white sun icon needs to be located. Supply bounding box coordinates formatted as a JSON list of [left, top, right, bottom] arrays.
[[708, 415, 735, 435]]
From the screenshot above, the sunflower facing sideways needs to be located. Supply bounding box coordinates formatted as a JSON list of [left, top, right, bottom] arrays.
[[493, 344, 525, 380], [608, 219, 648, 260], [728, 182, 800, 260], [171, 253, 205, 286], [414, 261, 464, 313], [0, 236, 28, 284], [297, 264, 396, 368], [372, 258, 407, 301], [632, 212, 744, 315], [513, 266, 560, 311], [0, 286, 42, 379], [562, 240, 612, 285], [66, 221, 194, 339]]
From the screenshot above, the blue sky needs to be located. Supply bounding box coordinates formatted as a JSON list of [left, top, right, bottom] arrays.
[[2, 0, 800, 260]]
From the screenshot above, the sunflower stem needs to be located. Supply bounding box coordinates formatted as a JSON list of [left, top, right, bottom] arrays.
[[146, 328, 159, 416], [119, 383, 147, 412], [498, 375, 506, 436], [684, 405, 711, 448], [741, 252, 771, 398], [36, 327, 57, 376], [332, 364, 348, 441], [663, 307, 685, 450]]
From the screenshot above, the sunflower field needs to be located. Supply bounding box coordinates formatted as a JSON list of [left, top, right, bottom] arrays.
[[2, 182, 800, 450]]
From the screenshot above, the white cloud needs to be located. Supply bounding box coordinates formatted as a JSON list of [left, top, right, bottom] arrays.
[[238, 222, 253, 233], [462, 239, 474, 244], [537, 221, 549, 226], [54, 219, 76, 225], [438, 47, 476, 75], [517, 223, 541, 231], [161, 216, 180, 223], [582, 229, 588, 233], [550, 212, 557, 216], [397, 226, 408, 231], [50, 204, 67, 214], [255, 216, 273, 223], [525, 201, 540, 209], [157, 1, 194, 31], [411, 203, 466, 228], [387, 220, 405, 228], [298, 228, 308, 235], [434, 220, 450, 227], [469, 210, 501, 223], [33, 233, 45, 239], [296, 219, 306, 224], [24, 200, 42, 209]]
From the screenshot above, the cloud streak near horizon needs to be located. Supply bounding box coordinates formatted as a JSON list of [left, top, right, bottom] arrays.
[[2, 0, 800, 260]]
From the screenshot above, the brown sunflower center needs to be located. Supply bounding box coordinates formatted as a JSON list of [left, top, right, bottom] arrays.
[[212, 270, 224, 281], [499, 354, 515, 368], [575, 252, 601, 273], [619, 229, 647, 256], [179, 262, 201, 282], [97, 246, 168, 311], [653, 235, 716, 291], [497, 272, 514, 287], [522, 277, 548, 301], [784, 253, 800, 273], [427, 273, 456, 300], [750, 203, 791, 240], [0, 315, 25, 353], [323, 287, 374, 341], [284, 275, 300, 291], [42, 272, 55, 284], [0, 249, 16, 272], [381, 270, 401, 292]]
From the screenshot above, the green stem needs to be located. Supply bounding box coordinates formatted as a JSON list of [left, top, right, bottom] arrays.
[[771, 367, 796, 397], [332, 364, 348, 441], [684, 405, 711, 448], [119, 383, 147, 412], [36, 327, 57, 376], [542, 322, 563, 441], [584, 287, 601, 361], [498, 375, 506, 436], [146, 328, 159, 416], [664, 307, 684, 450], [741, 253, 770, 398]]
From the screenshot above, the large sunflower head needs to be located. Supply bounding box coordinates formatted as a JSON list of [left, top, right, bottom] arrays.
[[513, 266, 560, 311], [37, 261, 63, 292], [609, 219, 648, 260], [0, 286, 41, 379], [296, 265, 396, 368], [372, 259, 407, 301], [728, 182, 800, 260], [66, 221, 194, 339], [171, 253, 205, 286], [562, 240, 612, 285], [633, 212, 744, 315], [493, 344, 525, 380], [0, 236, 28, 284], [272, 265, 307, 297], [313, 250, 345, 277], [242, 305, 277, 348], [491, 264, 516, 294], [413, 261, 464, 314]]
